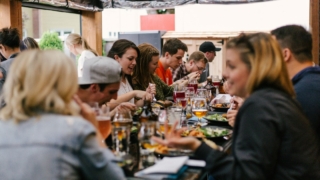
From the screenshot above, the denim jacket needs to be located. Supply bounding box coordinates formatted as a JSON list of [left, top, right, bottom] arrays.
[[0, 113, 125, 180]]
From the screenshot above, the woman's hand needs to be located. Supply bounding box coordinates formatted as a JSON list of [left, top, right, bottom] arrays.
[[73, 95, 98, 128], [152, 121, 201, 151], [146, 84, 156, 94], [226, 109, 237, 127]]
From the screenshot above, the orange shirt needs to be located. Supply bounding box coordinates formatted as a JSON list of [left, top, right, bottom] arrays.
[[155, 60, 173, 85]]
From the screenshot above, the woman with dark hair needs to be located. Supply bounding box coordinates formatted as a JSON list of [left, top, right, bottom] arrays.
[[107, 39, 153, 107], [153, 33, 320, 179]]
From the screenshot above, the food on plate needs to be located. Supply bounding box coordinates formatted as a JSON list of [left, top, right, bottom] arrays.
[[212, 103, 230, 108], [155, 144, 168, 154], [205, 113, 228, 122], [182, 127, 230, 138]]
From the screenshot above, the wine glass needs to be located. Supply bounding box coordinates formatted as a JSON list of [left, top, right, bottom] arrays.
[[185, 87, 195, 105], [191, 97, 208, 125], [188, 79, 198, 93], [196, 89, 207, 98], [177, 97, 187, 111], [212, 75, 220, 95]]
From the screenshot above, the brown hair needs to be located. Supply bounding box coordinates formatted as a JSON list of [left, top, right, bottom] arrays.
[[133, 43, 159, 89], [162, 38, 188, 57], [23, 37, 39, 49], [226, 33, 295, 97], [107, 39, 140, 59], [65, 33, 98, 56], [188, 51, 208, 64]]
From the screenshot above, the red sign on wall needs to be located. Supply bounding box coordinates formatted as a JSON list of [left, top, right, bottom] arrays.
[[140, 14, 175, 31]]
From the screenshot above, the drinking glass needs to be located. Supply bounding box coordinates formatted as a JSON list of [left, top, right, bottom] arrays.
[[139, 121, 158, 152], [173, 86, 186, 103], [212, 75, 220, 95], [176, 97, 187, 111], [96, 105, 112, 140], [191, 97, 208, 124], [112, 109, 133, 158], [187, 79, 198, 93], [196, 89, 207, 98], [185, 87, 195, 105]]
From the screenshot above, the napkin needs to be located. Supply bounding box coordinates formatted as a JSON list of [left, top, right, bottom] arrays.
[[211, 94, 232, 105], [134, 156, 189, 179]]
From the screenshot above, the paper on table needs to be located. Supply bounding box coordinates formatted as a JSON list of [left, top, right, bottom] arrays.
[[186, 159, 206, 167], [142, 156, 189, 174]]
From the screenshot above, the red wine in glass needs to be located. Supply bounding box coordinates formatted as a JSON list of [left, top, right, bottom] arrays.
[[188, 83, 198, 93], [174, 91, 185, 102], [213, 81, 220, 87], [180, 99, 187, 108]]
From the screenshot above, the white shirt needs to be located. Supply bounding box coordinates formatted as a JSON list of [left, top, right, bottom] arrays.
[[78, 50, 96, 77], [117, 78, 134, 104]]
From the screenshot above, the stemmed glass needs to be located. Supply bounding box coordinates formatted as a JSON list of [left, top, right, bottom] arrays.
[[212, 75, 220, 95], [187, 79, 198, 93], [185, 87, 195, 105], [191, 97, 208, 125], [177, 97, 187, 111], [196, 89, 207, 98]]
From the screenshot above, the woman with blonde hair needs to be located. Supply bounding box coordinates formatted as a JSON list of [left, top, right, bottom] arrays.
[[65, 33, 98, 77], [153, 33, 320, 179], [0, 50, 125, 179]]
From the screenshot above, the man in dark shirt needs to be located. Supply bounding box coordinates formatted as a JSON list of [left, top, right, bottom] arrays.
[[199, 41, 221, 83], [271, 25, 320, 142]]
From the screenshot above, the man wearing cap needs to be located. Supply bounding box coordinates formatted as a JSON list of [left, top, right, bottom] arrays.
[[77, 56, 134, 110], [199, 41, 221, 83]]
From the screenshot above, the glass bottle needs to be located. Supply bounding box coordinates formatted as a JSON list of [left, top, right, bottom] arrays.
[[204, 76, 216, 98], [139, 100, 150, 123]]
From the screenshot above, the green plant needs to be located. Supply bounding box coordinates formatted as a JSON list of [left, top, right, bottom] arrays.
[[39, 31, 63, 51]]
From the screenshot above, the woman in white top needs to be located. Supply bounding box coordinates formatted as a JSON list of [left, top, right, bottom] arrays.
[[107, 39, 154, 107], [66, 33, 98, 77]]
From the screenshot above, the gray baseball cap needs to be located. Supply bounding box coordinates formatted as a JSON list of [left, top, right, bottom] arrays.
[[78, 56, 122, 85]]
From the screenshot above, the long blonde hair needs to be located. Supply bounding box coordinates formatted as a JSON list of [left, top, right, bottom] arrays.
[[65, 33, 98, 56], [226, 33, 295, 97], [0, 50, 80, 122]]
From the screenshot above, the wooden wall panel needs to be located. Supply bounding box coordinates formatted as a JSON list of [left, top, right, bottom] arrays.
[[0, 0, 22, 36], [82, 11, 102, 56], [310, 0, 319, 65]]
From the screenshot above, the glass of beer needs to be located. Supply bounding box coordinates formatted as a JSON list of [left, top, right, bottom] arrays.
[[97, 105, 112, 140], [191, 97, 208, 124], [112, 109, 133, 158]]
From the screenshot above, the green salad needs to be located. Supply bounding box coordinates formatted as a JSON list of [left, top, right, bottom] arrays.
[[205, 113, 228, 122], [199, 127, 230, 137]]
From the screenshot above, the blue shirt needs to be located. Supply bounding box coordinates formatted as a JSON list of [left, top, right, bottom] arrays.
[[0, 113, 126, 180], [292, 66, 320, 142]]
